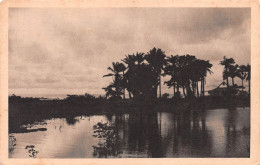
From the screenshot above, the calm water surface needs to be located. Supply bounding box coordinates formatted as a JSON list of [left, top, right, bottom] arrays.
[[9, 107, 250, 158]]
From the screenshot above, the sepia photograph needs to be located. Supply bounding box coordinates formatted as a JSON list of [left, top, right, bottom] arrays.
[[6, 7, 253, 159]]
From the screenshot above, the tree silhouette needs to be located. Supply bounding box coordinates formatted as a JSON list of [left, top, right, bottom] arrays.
[[238, 65, 247, 92], [246, 64, 251, 95], [145, 48, 166, 98], [198, 60, 213, 96], [102, 49, 225, 100], [122, 53, 145, 99], [163, 55, 212, 97], [220, 56, 235, 87], [102, 84, 123, 99], [229, 64, 239, 86], [122, 54, 134, 99], [103, 62, 126, 99], [163, 55, 180, 97]]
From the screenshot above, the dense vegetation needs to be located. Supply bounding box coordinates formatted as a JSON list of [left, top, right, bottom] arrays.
[[103, 47, 250, 100]]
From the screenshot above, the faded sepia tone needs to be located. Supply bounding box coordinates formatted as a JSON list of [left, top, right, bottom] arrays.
[[9, 8, 250, 98], [1, 0, 260, 165]]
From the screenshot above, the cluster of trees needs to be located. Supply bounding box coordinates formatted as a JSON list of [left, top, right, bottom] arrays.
[[103, 47, 213, 100], [220, 56, 251, 94]]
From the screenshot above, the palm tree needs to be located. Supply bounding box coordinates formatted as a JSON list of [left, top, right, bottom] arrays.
[[103, 62, 125, 98], [229, 64, 239, 86], [190, 59, 206, 97], [163, 55, 179, 97], [102, 81, 124, 99], [220, 56, 235, 87], [117, 63, 126, 99], [164, 55, 211, 98], [145, 47, 166, 98], [238, 65, 247, 92], [246, 64, 251, 95], [199, 60, 213, 96], [122, 54, 136, 68], [102, 85, 114, 99], [134, 52, 145, 65], [122, 53, 144, 99], [178, 54, 197, 97]]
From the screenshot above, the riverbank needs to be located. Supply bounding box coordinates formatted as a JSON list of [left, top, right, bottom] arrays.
[[9, 96, 250, 133]]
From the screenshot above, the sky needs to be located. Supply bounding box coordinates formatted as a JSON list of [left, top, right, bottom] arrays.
[[8, 8, 251, 98]]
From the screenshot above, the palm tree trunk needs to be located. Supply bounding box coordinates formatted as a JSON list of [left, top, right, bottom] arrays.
[[202, 77, 205, 96], [173, 82, 176, 97], [154, 87, 158, 98], [159, 76, 161, 98], [192, 81, 195, 96], [196, 81, 199, 97], [226, 78, 229, 87], [248, 79, 250, 95], [129, 91, 132, 99], [242, 79, 244, 92], [182, 86, 186, 97], [123, 71, 125, 99], [186, 83, 192, 97], [200, 78, 203, 96]]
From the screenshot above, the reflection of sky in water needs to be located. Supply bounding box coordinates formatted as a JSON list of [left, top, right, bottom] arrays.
[[9, 108, 250, 158], [9, 116, 107, 158]]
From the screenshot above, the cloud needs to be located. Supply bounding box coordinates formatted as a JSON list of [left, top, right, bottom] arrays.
[[8, 8, 250, 97]]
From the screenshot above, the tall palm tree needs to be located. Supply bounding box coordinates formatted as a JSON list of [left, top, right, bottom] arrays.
[[229, 64, 239, 86], [178, 54, 197, 97], [122, 53, 144, 99], [189, 59, 200, 96], [220, 56, 235, 87], [163, 55, 179, 97], [117, 63, 127, 99], [145, 47, 166, 98], [199, 60, 213, 96], [238, 65, 247, 92], [246, 64, 251, 95]]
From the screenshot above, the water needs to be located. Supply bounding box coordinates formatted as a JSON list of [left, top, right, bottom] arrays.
[[9, 107, 250, 158]]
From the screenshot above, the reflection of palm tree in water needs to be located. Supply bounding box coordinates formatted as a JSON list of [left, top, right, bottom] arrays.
[[92, 118, 123, 158], [95, 111, 214, 157], [127, 111, 211, 157], [127, 112, 146, 152], [179, 111, 192, 145], [226, 110, 237, 133], [191, 111, 212, 156], [225, 110, 238, 155], [103, 112, 165, 157], [147, 112, 163, 157], [127, 111, 164, 157], [172, 110, 212, 157]]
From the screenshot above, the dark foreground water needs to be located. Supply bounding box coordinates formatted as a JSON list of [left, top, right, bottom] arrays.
[[9, 107, 250, 158]]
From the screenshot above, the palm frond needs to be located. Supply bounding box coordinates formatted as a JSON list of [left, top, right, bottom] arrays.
[[103, 73, 114, 77], [107, 67, 115, 73]]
